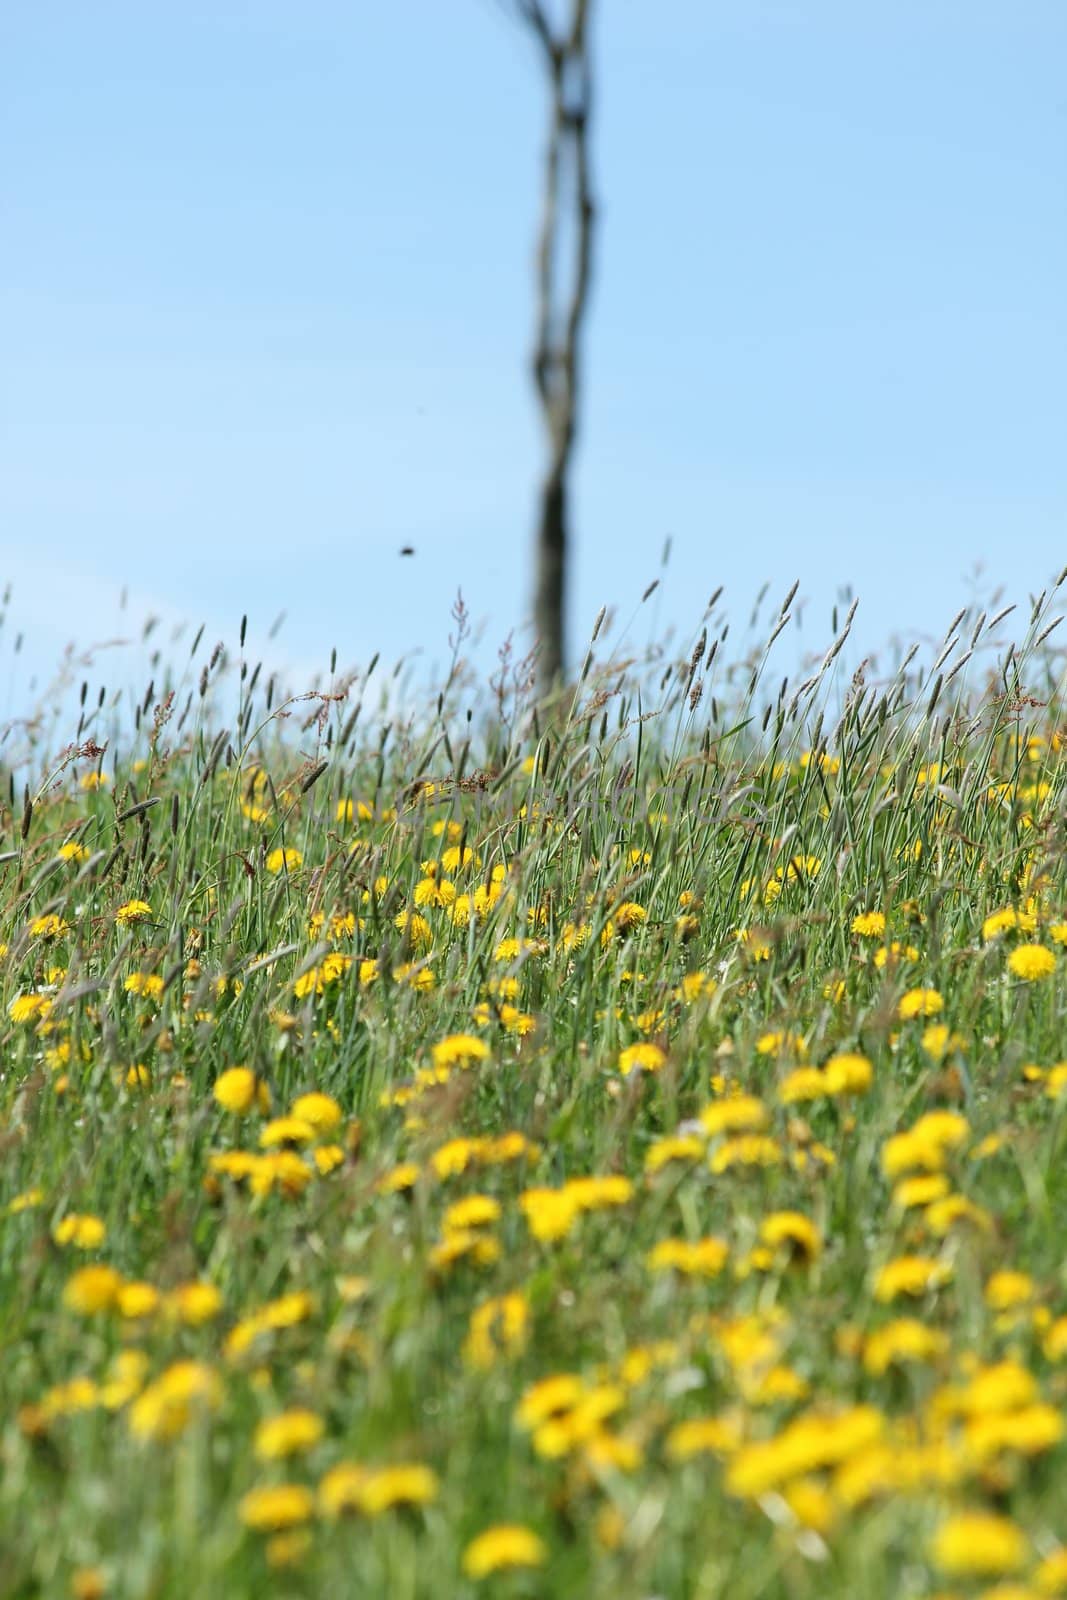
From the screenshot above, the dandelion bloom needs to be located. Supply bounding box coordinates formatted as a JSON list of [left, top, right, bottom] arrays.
[[358, 1464, 439, 1515], [646, 1236, 729, 1277], [618, 1042, 666, 1074], [443, 1194, 501, 1234], [166, 1282, 222, 1324], [725, 1406, 884, 1497], [54, 1214, 106, 1249], [822, 1052, 873, 1095], [254, 1409, 325, 1460], [700, 1096, 768, 1136], [115, 900, 152, 926], [117, 1282, 161, 1319], [709, 1135, 782, 1173], [129, 1361, 222, 1440], [462, 1293, 530, 1370], [289, 1092, 342, 1132], [982, 906, 1037, 941], [862, 1318, 948, 1376], [665, 1415, 743, 1461], [565, 1174, 633, 1212], [63, 1265, 124, 1314], [9, 993, 53, 1024], [897, 987, 944, 1020], [644, 1134, 706, 1173], [984, 1270, 1035, 1311], [874, 1254, 952, 1302], [1007, 943, 1056, 982], [432, 1034, 490, 1070], [515, 1374, 585, 1431], [462, 1525, 548, 1579], [520, 1187, 579, 1243], [759, 1211, 821, 1262], [930, 1510, 1027, 1576], [213, 1067, 268, 1115], [393, 911, 433, 951], [850, 910, 886, 937], [778, 1067, 827, 1104], [124, 972, 164, 1001], [265, 848, 303, 875], [239, 1484, 315, 1531], [318, 1462, 368, 1518], [259, 1116, 315, 1148]]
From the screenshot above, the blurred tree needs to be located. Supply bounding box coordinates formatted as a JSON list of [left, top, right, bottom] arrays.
[[502, 0, 596, 689]]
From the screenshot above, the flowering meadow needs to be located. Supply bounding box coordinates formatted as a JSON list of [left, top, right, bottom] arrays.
[[4, 592, 1067, 1599]]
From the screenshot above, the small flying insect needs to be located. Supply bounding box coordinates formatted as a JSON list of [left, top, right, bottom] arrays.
[[399, 546, 415, 557]]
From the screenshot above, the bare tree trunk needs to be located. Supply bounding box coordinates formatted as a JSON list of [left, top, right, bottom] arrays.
[[505, 0, 596, 692], [534, 467, 566, 685]]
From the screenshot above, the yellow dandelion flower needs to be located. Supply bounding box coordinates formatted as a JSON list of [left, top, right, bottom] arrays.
[[124, 972, 164, 1001], [393, 910, 433, 951], [443, 1194, 501, 1233], [432, 1033, 490, 1070], [873, 941, 920, 968], [166, 1282, 222, 1324], [982, 906, 1038, 941], [9, 993, 53, 1023], [863, 1318, 948, 1377], [288, 1091, 342, 1132], [665, 1414, 743, 1460], [54, 1214, 106, 1249], [898, 987, 944, 1020], [462, 1292, 530, 1370], [117, 1282, 161, 1320], [618, 1041, 666, 1074], [565, 1174, 633, 1211], [377, 1162, 421, 1194], [644, 1134, 706, 1173], [115, 900, 152, 926], [822, 1052, 873, 1094], [129, 1361, 222, 1441], [358, 1464, 439, 1516], [515, 1374, 585, 1430], [462, 1525, 548, 1579], [930, 1511, 1027, 1577], [874, 1254, 952, 1302], [254, 1408, 325, 1460], [63, 1264, 124, 1314], [646, 1236, 729, 1277], [759, 1211, 821, 1262], [892, 1173, 951, 1209], [1035, 1548, 1067, 1593], [519, 1187, 579, 1243], [778, 1067, 827, 1103], [984, 1271, 1035, 1311], [239, 1484, 315, 1531], [265, 848, 303, 875], [700, 1095, 768, 1135], [213, 1067, 269, 1115], [1007, 943, 1056, 981]]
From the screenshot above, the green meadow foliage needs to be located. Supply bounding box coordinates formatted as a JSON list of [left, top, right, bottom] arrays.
[[3, 592, 1067, 1598]]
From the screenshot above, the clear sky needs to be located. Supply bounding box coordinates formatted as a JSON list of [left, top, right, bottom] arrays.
[[1, 1, 1065, 715]]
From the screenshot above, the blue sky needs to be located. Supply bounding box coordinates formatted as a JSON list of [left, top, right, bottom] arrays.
[[1, 1, 1064, 714]]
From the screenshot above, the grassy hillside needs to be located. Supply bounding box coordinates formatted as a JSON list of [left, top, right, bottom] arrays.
[[3, 595, 1067, 1599]]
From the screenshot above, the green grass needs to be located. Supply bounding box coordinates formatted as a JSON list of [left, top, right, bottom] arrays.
[[3, 591, 1067, 1599]]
